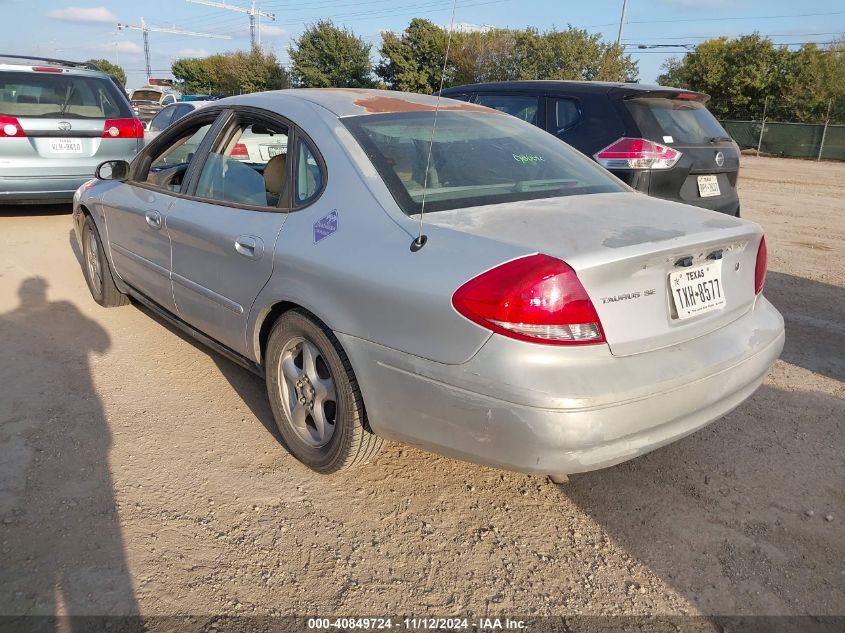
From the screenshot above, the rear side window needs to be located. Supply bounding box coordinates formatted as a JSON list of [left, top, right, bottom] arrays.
[[551, 98, 580, 132], [295, 140, 323, 204], [625, 97, 729, 145], [476, 94, 539, 126], [0, 71, 131, 119], [148, 105, 176, 132]]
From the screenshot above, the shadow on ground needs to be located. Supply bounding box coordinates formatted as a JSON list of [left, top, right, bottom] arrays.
[[764, 271, 845, 382], [0, 203, 72, 217], [0, 278, 138, 625], [563, 383, 843, 615]]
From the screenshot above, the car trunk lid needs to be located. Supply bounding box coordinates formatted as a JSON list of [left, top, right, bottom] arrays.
[[427, 192, 762, 356]]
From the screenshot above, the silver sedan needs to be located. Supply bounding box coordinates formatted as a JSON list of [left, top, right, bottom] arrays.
[[72, 89, 784, 479]]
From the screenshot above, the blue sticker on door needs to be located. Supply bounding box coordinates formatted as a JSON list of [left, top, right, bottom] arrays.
[[313, 210, 338, 243]]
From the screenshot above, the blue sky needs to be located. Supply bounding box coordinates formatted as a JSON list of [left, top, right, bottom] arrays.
[[4, 0, 844, 88]]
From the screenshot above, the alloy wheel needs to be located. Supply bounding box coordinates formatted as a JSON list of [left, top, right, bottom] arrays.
[[277, 336, 338, 448]]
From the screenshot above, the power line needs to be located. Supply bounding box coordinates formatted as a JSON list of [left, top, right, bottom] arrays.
[[624, 31, 845, 42], [186, 0, 276, 48], [117, 17, 231, 82], [587, 10, 845, 29]]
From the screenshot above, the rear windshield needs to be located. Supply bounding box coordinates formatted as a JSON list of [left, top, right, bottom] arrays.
[[131, 90, 164, 102], [0, 71, 131, 119], [343, 111, 625, 215], [625, 97, 729, 145]]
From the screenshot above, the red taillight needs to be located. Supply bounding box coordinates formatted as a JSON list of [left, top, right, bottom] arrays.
[[452, 254, 605, 345], [675, 92, 699, 100], [0, 115, 25, 138], [754, 235, 767, 295], [32, 66, 64, 73], [594, 137, 681, 170], [102, 118, 144, 139], [231, 143, 249, 158]]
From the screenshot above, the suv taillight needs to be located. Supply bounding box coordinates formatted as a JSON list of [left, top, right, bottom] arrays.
[[594, 137, 681, 170], [103, 118, 144, 139], [0, 115, 26, 138], [755, 235, 767, 295], [452, 254, 605, 345]]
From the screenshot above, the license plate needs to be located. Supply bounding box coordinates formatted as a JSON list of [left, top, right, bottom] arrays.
[[266, 145, 286, 157], [697, 175, 720, 197], [49, 138, 83, 154], [669, 260, 726, 319]]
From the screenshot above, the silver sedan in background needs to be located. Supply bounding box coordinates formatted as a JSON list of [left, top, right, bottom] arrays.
[[72, 89, 784, 479]]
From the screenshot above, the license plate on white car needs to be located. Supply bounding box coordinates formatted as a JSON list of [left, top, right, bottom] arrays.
[[266, 145, 286, 157], [670, 260, 726, 319], [697, 175, 720, 197], [49, 138, 83, 154]]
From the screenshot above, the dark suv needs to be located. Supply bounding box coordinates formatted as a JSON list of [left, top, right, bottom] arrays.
[[439, 81, 740, 216]]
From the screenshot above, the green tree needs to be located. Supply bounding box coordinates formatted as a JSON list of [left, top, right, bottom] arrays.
[[377, 18, 450, 93], [377, 22, 638, 92], [658, 34, 845, 123], [289, 20, 374, 88], [86, 58, 126, 86], [171, 48, 290, 96]]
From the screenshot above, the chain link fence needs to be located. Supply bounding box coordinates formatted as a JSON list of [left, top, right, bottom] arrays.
[[720, 120, 845, 161]]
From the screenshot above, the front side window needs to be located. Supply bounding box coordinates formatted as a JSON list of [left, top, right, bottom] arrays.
[[343, 110, 625, 216], [475, 94, 539, 126], [193, 119, 289, 208], [0, 71, 131, 119], [143, 121, 214, 192]]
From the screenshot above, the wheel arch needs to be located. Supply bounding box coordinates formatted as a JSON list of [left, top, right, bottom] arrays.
[[253, 299, 341, 368]]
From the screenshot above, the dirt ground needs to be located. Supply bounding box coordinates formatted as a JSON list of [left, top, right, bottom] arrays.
[[0, 156, 843, 624]]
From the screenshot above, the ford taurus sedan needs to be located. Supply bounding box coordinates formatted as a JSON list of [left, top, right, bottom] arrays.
[[72, 89, 784, 479]]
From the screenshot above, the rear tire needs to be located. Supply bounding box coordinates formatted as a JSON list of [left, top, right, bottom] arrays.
[[82, 215, 128, 308], [265, 310, 382, 473]]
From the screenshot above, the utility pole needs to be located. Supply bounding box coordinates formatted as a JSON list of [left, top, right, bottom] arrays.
[[617, 0, 629, 45], [185, 0, 276, 49], [757, 95, 769, 156], [118, 17, 230, 84], [817, 98, 832, 161]]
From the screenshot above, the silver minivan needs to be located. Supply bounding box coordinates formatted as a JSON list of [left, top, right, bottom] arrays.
[[0, 55, 143, 204]]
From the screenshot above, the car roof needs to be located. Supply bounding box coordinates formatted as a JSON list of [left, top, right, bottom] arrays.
[[440, 80, 698, 97], [221, 88, 494, 118], [0, 54, 108, 77]]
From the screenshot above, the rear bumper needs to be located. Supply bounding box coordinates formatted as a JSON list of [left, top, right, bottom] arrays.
[[340, 296, 784, 475]]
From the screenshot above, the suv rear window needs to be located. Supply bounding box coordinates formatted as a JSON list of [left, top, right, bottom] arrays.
[[343, 110, 624, 215], [0, 71, 131, 119], [131, 90, 164, 102], [625, 97, 729, 145]]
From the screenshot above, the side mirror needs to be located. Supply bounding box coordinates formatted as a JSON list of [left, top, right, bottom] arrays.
[[95, 160, 130, 181]]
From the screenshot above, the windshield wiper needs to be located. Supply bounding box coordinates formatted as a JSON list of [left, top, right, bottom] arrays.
[[709, 135, 733, 144]]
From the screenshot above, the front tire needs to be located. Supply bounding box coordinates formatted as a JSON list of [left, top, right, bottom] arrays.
[[265, 310, 382, 473], [82, 215, 128, 308]]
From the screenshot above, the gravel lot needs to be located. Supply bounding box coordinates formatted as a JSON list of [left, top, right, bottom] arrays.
[[0, 156, 843, 623]]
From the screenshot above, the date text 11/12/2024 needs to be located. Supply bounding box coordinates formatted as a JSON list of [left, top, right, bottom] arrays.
[[307, 617, 527, 630]]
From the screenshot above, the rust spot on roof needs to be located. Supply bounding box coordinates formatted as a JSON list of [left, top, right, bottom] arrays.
[[353, 95, 498, 114]]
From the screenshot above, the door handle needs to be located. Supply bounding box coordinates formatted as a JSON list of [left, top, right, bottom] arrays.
[[145, 210, 162, 230], [234, 235, 264, 260]]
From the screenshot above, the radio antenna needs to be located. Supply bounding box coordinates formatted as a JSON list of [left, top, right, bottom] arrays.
[[411, 0, 458, 252]]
